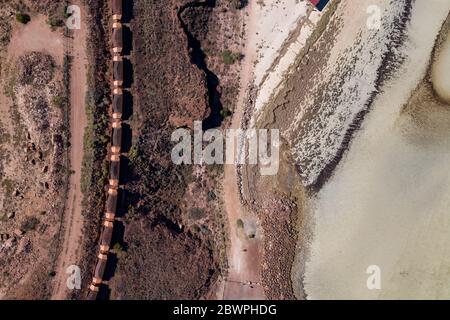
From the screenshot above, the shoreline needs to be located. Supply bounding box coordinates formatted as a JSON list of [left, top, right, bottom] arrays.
[[233, 0, 330, 300]]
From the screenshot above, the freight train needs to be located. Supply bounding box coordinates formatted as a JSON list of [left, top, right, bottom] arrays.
[[87, 0, 124, 300]]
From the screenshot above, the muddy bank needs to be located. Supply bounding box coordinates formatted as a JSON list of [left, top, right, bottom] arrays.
[[241, 142, 308, 299]]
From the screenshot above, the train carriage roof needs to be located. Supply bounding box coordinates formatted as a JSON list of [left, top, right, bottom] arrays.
[[86, 291, 98, 300], [113, 27, 123, 47], [113, 60, 124, 81], [94, 258, 107, 280], [112, 127, 122, 147], [106, 193, 118, 214], [101, 226, 113, 248], [113, 94, 123, 113], [110, 159, 120, 180], [112, 0, 123, 15]]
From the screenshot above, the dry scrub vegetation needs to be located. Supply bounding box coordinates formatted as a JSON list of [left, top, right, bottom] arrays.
[[0, 0, 70, 297], [105, 0, 244, 299]]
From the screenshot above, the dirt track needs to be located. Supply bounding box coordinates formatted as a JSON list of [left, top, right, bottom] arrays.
[[222, 0, 265, 300], [52, 1, 88, 300]]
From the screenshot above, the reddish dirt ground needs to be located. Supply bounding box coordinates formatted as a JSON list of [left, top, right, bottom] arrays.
[[222, 0, 265, 300]]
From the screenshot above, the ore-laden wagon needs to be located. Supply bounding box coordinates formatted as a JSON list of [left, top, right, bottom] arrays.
[[87, 284, 99, 300], [112, 22, 123, 54], [106, 189, 119, 221], [100, 221, 114, 253], [109, 154, 121, 189], [112, 92, 123, 120], [105, 177, 119, 222], [113, 55, 124, 87], [112, 0, 123, 21], [92, 253, 108, 285], [111, 120, 122, 154]]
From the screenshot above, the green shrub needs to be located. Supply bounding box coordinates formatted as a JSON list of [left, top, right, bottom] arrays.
[[48, 16, 64, 28], [232, 0, 248, 9], [236, 219, 244, 229], [220, 108, 233, 118], [113, 242, 123, 252], [21, 217, 40, 232], [221, 50, 242, 65], [191, 224, 201, 233], [64, 5, 72, 19], [207, 190, 216, 201], [52, 95, 66, 109], [190, 207, 205, 220], [16, 13, 31, 24]]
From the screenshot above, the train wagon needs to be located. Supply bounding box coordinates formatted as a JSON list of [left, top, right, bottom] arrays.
[[113, 55, 124, 87], [109, 154, 121, 188], [112, 0, 123, 21], [86, 290, 98, 300], [105, 187, 118, 222], [87, 284, 99, 300], [100, 221, 114, 253], [309, 0, 330, 11], [92, 253, 108, 285], [112, 22, 123, 54], [111, 120, 122, 154], [112, 93, 123, 119]]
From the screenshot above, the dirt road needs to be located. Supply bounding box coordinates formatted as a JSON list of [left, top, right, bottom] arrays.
[[52, 1, 88, 300], [222, 1, 265, 300]]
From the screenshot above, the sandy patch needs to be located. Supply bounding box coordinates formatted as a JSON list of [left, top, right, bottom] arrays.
[[8, 15, 64, 65]]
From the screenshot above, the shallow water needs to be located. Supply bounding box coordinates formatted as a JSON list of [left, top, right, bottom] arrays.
[[432, 30, 450, 103], [302, 1, 450, 299]]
